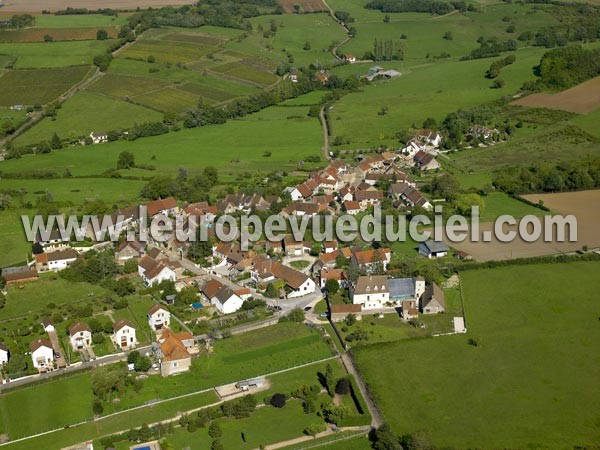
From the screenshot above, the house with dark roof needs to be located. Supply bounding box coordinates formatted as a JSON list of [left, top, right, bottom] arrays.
[[414, 150, 440, 171], [148, 304, 171, 331], [1, 266, 38, 285], [138, 255, 177, 286], [421, 283, 445, 314], [419, 240, 449, 258], [351, 275, 389, 309], [213, 286, 244, 314]]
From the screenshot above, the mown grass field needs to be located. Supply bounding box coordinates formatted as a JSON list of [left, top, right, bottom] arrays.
[[120, 38, 216, 64], [0, 26, 119, 43], [32, 14, 130, 28], [329, 46, 546, 148], [0, 104, 323, 178], [0, 322, 334, 440], [353, 262, 600, 448], [13, 91, 163, 144], [0, 65, 91, 106], [0, 40, 114, 68], [0, 209, 35, 268]]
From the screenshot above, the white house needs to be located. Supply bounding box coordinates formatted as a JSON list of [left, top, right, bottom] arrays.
[[29, 339, 54, 372], [0, 343, 9, 365], [35, 249, 78, 272], [89, 131, 108, 144], [419, 240, 449, 258], [148, 304, 171, 331], [351, 275, 389, 310], [345, 53, 356, 63], [113, 319, 137, 350], [138, 256, 177, 286], [41, 317, 55, 333], [69, 322, 92, 351], [213, 286, 244, 314]]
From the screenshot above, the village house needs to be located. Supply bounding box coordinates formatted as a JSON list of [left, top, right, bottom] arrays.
[[351, 275, 389, 309], [414, 129, 443, 148], [184, 202, 218, 224], [138, 255, 177, 286], [314, 70, 329, 84], [35, 249, 78, 272], [354, 188, 384, 208], [388, 182, 432, 210], [402, 299, 419, 321], [419, 240, 449, 258], [351, 248, 391, 273], [145, 197, 179, 217], [343, 200, 362, 215], [281, 202, 323, 218], [421, 283, 445, 314], [29, 339, 54, 372], [113, 319, 137, 350], [0, 343, 8, 366], [251, 258, 316, 297], [289, 69, 298, 82], [1, 266, 38, 285], [115, 240, 146, 262], [89, 131, 108, 144], [338, 185, 355, 203], [148, 304, 171, 331], [345, 53, 356, 63], [69, 322, 92, 351], [41, 317, 55, 333], [283, 234, 310, 256], [213, 286, 244, 314], [90, 206, 141, 242], [388, 277, 426, 305], [330, 304, 362, 322], [34, 229, 70, 251], [319, 268, 346, 289], [323, 240, 338, 254], [158, 330, 193, 377], [414, 151, 441, 171]]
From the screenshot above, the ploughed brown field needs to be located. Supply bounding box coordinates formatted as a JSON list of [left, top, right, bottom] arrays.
[[441, 190, 600, 261], [0, 0, 193, 12], [277, 0, 325, 13], [510, 76, 600, 113]]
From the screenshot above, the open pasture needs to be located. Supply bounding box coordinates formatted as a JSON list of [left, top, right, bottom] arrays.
[[210, 59, 278, 86], [0, 0, 192, 13], [0, 65, 91, 106], [353, 261, 600, 448], [13, 91, 163, 145], [119, 38, 215, 64], [0, 104, 323, 178], [161, 31, 226, 46], [0, 39, 113, 68], [511, 75, 600, 113], [0, 26, 118, 42], [329, 46, 546, 148]]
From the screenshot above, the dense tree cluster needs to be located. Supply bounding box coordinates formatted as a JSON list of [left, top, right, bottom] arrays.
[[462, 37, 517, 60], [366, 0, 456, 15], [534, 46, 600, 90], [493, 157, 600, 195], [486, 54, 516, 79]]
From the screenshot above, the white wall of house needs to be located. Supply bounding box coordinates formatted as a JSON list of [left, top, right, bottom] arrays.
[[144, 267, 177, 286], [70, 331, 92, 351], [352, 291, 389, 309], [148, 309, 171, 331], [114, 326, 137, 350], [31, 346, 54, 370], [215, 294, 244, 314], [161, 357, 191, 377], [0, 349, 8, 365], [287, 277, 316, 298]]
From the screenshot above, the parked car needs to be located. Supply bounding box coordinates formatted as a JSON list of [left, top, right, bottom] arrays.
[[319, 313, 328, 317], [304, 306, 312, 311]]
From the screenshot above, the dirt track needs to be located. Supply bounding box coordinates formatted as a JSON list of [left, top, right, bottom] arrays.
[[0, 0, 193, 13], [442, 190, 600, 261], [510, 76, 600, 114]]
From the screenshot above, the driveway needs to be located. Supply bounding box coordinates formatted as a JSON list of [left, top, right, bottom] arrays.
[[46, 329, 67, 369]]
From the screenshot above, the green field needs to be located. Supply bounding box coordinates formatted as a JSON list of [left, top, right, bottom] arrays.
[[0, 104, 323, 178], [0, 66, 91, 106], [87, 73, 169, 99], [353, 262, 600, 448], [14, 91, 163, 144], [0, 40, 114, 68], [210, 60, 279, 86], [0, 277, 110, 319], [132, 87, 201, 113], [120, 38, 216, 64], [329, 46, 547, 148], [32, 14, 129, 28], [569, 108, 600, 139]]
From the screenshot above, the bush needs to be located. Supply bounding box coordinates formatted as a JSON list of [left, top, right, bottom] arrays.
[[134, 355, 152, 372], [92, 333, 105, 344], [270, 393, 286, 408], [93, 399, 104, 415], [208, 422, 222, 439], [335, 377, 351, 395]]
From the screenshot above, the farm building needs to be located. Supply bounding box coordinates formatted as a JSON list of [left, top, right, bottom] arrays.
[[419, 240, 449, 258]]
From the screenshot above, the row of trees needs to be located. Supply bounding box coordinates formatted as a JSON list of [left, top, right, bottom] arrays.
[[486, 54, 516, 79]]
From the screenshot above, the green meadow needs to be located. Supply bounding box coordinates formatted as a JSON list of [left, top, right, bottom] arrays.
[[1, 104, 323, 178], [353, 262, 600, 448], [329, 46, 546, 148], [14, 92, 163, 144], [33, 14, 130, 28], [0, 40, 114, 68]]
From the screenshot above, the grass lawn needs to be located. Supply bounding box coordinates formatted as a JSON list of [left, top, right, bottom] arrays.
[[339, 312, 426, 346], [0, 40, 114, 68], [0, 208, 33, 268], [0, 277, 110, 320], [0, 104, 323, 179], [353, 261, 600, 448], [33, 14, 130, 28], [0, 373, 95, 438], [477, 192, 545, 222], [14, 91, 163, 145], [569, 108, 600, 139], [328, 46, 547, 148]]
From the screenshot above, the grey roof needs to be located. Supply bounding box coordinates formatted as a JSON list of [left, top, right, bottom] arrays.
[[388, 278, 415, 299], [422, 283, 445, 310], [422, 240, 449, 253]]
